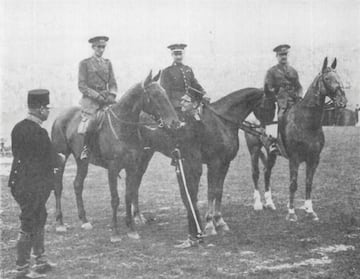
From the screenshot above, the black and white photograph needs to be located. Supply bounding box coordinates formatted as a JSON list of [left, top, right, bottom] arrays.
[[1, 0, 359, 278]]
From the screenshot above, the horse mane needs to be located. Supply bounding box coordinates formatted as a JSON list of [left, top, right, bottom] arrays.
[[210, 87, 264, 116]]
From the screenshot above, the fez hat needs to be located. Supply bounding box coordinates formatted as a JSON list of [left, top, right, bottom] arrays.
[[167, 43, 187, 52], [273, 44, 290, 54], [88, 36, 109, 45], [27, 89, 50, 108]]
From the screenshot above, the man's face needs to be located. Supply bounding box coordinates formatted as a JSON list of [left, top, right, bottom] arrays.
[[277, 52, 288, 64], [172, 51, 184, 64], [39, 106, 50, 121], [93, 44, 106, 57], [180, 96, 194, 112]]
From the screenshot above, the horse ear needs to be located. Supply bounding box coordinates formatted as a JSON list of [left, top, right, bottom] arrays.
[[322, 57, 328, 72], [143, 70, 153, 87], [152, 70, 161, 82], [331, 58, 337, 69]]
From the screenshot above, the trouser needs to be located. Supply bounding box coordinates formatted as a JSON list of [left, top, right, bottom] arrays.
[[11, 187, 51, 267]]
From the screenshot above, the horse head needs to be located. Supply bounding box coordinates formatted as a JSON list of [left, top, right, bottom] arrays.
[[319, 57, 347, 108], [141, 70, 180, 129]]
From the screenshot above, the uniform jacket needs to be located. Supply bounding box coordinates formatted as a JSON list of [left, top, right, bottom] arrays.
[[78, 56, 117, 114], [264, 64, 302, 108], [8, 118, 58, 193], [160, 62, 204, 108]]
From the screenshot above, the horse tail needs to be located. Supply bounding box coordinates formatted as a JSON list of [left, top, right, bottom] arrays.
[[51, 107, 80, 155]]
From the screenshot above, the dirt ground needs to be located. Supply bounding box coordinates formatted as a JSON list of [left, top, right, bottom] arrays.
[[1, 127, 360, 279]]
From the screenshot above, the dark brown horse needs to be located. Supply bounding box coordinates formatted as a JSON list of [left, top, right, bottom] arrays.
[[51, 71, 180, 242], [127, 88, 266, 241], [245, 58, 347, 221]]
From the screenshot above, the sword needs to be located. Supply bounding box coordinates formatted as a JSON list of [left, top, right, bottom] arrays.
[[172, 148, 202, 238]]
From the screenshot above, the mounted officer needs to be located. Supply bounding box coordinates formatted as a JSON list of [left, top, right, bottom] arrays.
[[78, 36, 118, 160], [9, 89, 62, 278], [264, 44, 302, 136], [160, 44, 207, 112]]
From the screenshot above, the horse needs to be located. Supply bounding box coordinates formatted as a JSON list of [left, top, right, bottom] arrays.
[[245, 57, 347, 221], [51, 71, 180, 242], [126, 88, 267, 243]]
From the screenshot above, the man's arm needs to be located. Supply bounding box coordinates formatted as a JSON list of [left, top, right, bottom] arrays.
[[78, 60, 104, 101], [160, 68, 172, 93], [293, 70, 303, 98], [108, 61, 117, 96], [264, 69, 277, 101], [189, 68, 205, 93]]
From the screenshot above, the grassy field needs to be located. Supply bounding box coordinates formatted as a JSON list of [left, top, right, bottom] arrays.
[[1, 127, 360, 279]]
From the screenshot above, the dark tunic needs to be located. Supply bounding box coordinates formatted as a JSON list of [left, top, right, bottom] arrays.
[[160, 62, 204, 108], [264, 64, 302, 109], [8, 118, 57, 233]]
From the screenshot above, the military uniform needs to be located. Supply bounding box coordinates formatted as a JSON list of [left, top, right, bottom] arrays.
[[160, 44, 205, 109], [9, 89, 59, 278], [264, 63, 302, 110], [78, 36, 117, 159]]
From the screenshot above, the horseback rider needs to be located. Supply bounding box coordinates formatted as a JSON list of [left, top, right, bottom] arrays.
[[264, 44, 302, 136], [78, 36, 118, 160], [160, 43, 208, 113]]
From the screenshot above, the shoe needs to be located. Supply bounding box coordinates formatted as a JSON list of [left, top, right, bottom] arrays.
[[80, 146, 89, 160], [15, 269, 46, 279], [33, 261, 57, 274]]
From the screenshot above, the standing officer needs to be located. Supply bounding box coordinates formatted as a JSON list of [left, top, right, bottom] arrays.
[[264, 44, 302, 136], [160, 44, 207, 112], [78, 36, 118, 160], [9, 89, 61, 278]]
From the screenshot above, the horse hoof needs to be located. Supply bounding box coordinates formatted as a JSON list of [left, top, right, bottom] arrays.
[[286, 213, 298, 222], [127, 231, 141, 240], [81, 222, 93, 230], [55, 225, 67, 233], [254, 202, 264, 211], [265, 202, 276, 211], [204, 222, 217, 237], [110, 235, 122, 243], [306, 212, 319, 221], [215, 217, 230, 232], [134, 214, 147, 225]]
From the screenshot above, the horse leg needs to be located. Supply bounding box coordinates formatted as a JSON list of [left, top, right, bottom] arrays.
[[108, 160, 122, 242], [73, 158, 92, 229], [132, 150, 154, 225], [263, 152, 277, 210], [204, 161, 219, 236], [214, 162, 231, 232], [303, 157, 320, 221], [251, 147, 263, 211], [54, 155, 68, 233], [125, 166, 141, 240], [286, 158, 300, 222]]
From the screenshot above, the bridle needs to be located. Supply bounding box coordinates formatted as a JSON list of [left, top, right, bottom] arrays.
[[106, 83, 166, 141]]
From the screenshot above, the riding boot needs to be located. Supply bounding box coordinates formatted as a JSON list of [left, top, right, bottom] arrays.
[[15, 231, 45, 278], [32, 229, 56, 274], [80, 132, 91, 160]]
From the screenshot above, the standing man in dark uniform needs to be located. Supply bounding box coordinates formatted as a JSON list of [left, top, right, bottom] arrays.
[[9, 89, 61, 278], [264, 44, 302, 136], [160, 44, 207, 112], [78, 36, 118, 159]]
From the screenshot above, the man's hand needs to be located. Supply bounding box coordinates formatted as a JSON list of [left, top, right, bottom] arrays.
[[95, 94, 106, 104], [202, 96, 211, 104]]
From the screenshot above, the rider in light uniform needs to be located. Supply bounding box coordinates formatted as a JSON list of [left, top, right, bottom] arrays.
[[78, 36, 118, 160]]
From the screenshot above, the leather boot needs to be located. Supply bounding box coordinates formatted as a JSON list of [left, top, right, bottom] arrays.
[[32, 230, 56, 274]]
